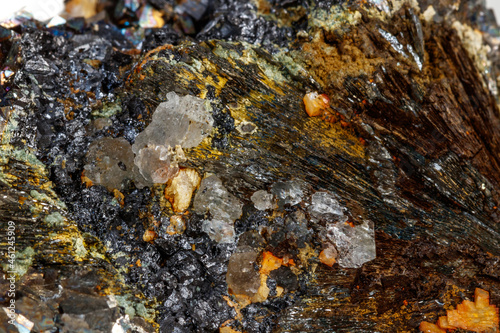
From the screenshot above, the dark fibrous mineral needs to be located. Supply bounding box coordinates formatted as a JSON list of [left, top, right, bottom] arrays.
[[1, 0, 500, 332]]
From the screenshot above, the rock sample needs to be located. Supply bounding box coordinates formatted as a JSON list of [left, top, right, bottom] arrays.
[[164, 168, 201, 212], [132, 92, 213, 153], [271, 180, 305, 207], [226, 250, 263, 302], [308, 191, 346, 222], [251, 190, 274, 211], [133, 144, 178, 184], [1, 0, 500, 332]]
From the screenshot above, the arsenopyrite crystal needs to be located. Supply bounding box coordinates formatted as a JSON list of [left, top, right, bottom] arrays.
[[193, 175, 243, 243], [251, 190, 274, 211], [308, 191, 346, 221], [327, 220, 376, 268], [83, 137, 135, 191]]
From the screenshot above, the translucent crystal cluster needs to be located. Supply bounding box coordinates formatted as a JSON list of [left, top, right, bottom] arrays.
[[251, 190, 274, 211], [193, 175, 243, 243], [226, 251, 262, 300], [308, 190, 375, 268], [271, 180, 305, 207], [132, 92, 213, 152], [132, 92, 213, 185], [327, 220, 376, 269], [308, 191, 346, 221], [165, 168, 201, 212], [133, 144, 178, 184]]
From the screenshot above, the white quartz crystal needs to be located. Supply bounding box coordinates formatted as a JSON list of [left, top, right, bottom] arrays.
[[271, 180, 305, 207], [193, 175, 243, 243], [251, 190, 274, 211], [132, 92, 213, 185], [308, 191, 345, 221], [132, 92, 213, 154], [133, 144, 178, 184], [327, 220, 376, 268]]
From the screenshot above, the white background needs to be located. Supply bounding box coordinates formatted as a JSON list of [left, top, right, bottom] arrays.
[[1, 0, 500, 27], [489, 0, 500, 22]]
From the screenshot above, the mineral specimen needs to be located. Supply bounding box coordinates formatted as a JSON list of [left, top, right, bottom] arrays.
[[420, 288, 499, 332], [319, 245, 338, 267], [132, 92, 213, 153], [164, 168, 201, 212], [131, 92, 213, 185], [308, 191, 346, 221], [133, 144, 178, 184], [226, 250, 262, 303], [271, 180, 305, 207], [303, 91, 330, 117]]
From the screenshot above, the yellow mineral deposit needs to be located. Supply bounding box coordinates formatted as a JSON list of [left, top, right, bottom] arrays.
[[164, 168, 201, 212], [166, 215, 186, 235]]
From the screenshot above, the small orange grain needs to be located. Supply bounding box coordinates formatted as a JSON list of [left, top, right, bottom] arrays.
[[419, 321, 446, 333], [319, 249, 336, 267]]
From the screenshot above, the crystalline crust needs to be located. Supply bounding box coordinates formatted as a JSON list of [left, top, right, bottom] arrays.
[[251, 190, 273, 211], [84, 137, 135, 191], [131, 92, 213, 185]]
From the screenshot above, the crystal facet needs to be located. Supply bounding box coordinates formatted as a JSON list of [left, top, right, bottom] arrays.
[[327, 220, 376, 269]]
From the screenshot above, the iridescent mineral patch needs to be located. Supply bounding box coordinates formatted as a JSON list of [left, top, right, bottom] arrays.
[[193, 175, 243, 243]]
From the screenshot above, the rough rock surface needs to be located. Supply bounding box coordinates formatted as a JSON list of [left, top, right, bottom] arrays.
[[0, 0, 500, 332]]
